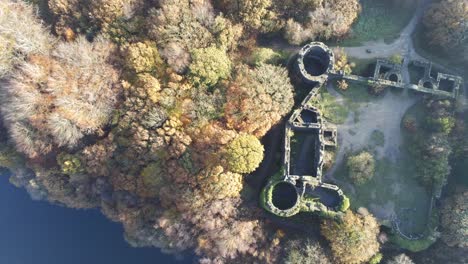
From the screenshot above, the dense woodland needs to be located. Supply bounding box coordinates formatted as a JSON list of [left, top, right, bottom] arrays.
[[0, 0, 466, 263]]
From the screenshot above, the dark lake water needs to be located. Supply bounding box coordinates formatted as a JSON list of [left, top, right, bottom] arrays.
[[0, 171, 190, 264]]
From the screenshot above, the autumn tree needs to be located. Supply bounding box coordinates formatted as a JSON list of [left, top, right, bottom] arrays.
[[189, 46, 232, 88], [333, 47, 354, 74], [236, 0, 275, 31], [283, 239, 332, 264], [346, 151, 375, 185], [282, 0, 361, 44], [213, 0, 280, 32], [224, 134, 264, 174], [423, 0, 468, 49], [225, 64, 294, 137], [386, 254, 415, 264], [121, 41, 164, 76], [48, 0, 143, 39], [416, 135, 451, 187], [321, 210, 380, 264], [414, 240, 468, 264], [284, 19, 314, 45], [147, 0, 214, 50], [440, 189, 468, 248], [0, 0, 52, 77], [197, 166, 243, 200], [0, 36, 121, 158]]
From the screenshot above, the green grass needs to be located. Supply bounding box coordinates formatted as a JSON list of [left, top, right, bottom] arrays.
[[336, 0, 417, 47], [370, 130, 385, 147], [334, 155, 431, 235], [337, 82, 373, 103], [308, 89, 349, 124], [350, 57, 376, 77], [334, 82, 373, 118], [389, 234, 435, 252]]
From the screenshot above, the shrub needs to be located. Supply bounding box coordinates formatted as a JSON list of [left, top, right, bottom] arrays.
[[57, 153, 84, 174], [427, 116, 455, 135], [338, 196, 350, 212], [337, 80, 349, 90], [333, 48, 353, 74], [346, 151, 375, 185], [416, 135, 451, 187], [389, 54, 403, 64], [248, 47, 284, 66], [369, 83, 387, 95], [225, 134, 264, 174], [369, 253, 383, 264]]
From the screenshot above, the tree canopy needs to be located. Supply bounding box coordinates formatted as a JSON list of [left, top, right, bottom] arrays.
[[423, 0, 468, 49], [225, 134, 264, 173], [440, 190, 468, 248], [225, 64, 294, 137], [346, 151, 375, 185], [321, 210, 380, 264]]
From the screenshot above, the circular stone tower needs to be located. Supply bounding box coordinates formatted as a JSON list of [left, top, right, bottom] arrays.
[[297, 42, 335, 84]]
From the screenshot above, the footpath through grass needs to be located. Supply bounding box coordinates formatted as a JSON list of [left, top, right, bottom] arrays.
[[337, 0, 417, 47]]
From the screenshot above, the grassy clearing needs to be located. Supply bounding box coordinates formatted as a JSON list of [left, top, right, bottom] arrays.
[[336, 0, 417, 47], [334, 82, 374, 119], [308, 89, 349, 124], [336, 82, 373, 103], [350, 57, 376, 77], [334, 154, 431, 235]]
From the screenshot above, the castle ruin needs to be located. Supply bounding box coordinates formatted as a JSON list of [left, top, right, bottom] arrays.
[[261, 42, 463, 218]]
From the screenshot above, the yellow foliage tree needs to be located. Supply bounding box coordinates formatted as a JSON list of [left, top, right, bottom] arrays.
[[224, 134, 264, 173], [321, 210, 380, 264]]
